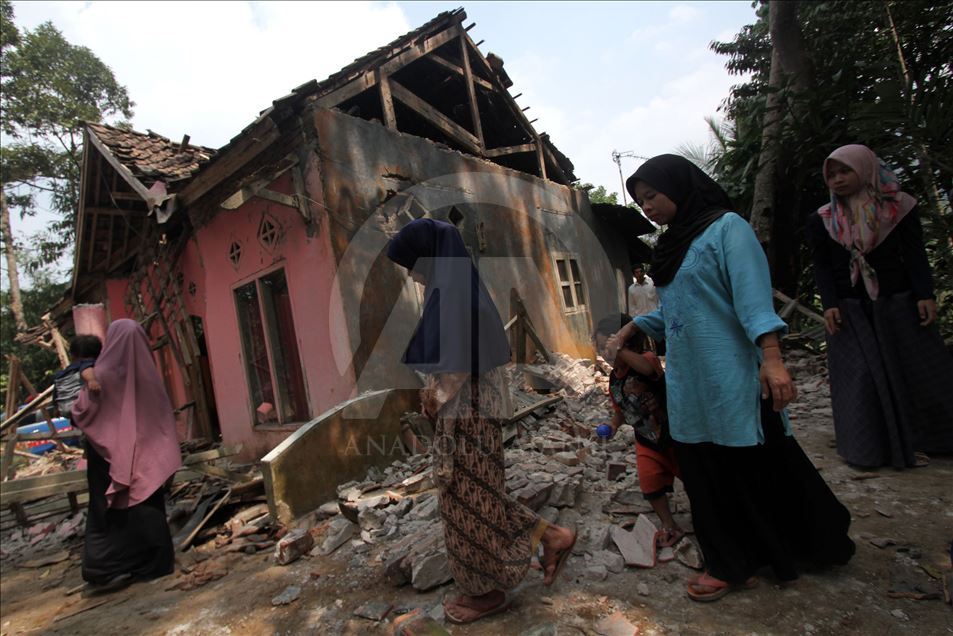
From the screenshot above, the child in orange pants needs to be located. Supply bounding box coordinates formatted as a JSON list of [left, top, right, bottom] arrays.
[[595, 315, 684, 547]]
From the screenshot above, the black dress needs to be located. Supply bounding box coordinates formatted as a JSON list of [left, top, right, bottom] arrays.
[[806, 208, 953, 468], [82, 441, 175, 585], [674, 400, 855, 584]]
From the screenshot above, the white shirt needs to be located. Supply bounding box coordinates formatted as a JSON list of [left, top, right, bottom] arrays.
[[628, 276, 659, 317]]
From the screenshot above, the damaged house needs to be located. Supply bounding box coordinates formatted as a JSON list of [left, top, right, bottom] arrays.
[[64, 8, 653, 512]]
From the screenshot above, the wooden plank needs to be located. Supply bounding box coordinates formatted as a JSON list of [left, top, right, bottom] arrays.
[[427, 53, 494, 90], [1, 470, 88, 494], [15, 430, 82, 441], [17, 370, 59, 439], [181, 444, 242, 466], [523, 317, 553, 364], [504, 395, 563, 425], [190, 463, 250, 483], [389, 80, 480, 154], [772, 289, 825, 325], [0, 387, 54, 433], [178, 117, 281, 207], [5, 356, 20, 422], [485, 143, 536, 158], [1, 478, 87, 505], [378, 74, 397, 130], [178, 487, 231, 551], [459, 30, 484, 150], [105, 212, 115, 267], [86, 130, 153, 202], [535, 140, 548, 180]]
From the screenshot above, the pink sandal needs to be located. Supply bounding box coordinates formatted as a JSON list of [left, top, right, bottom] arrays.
[[687, 573, 758, 602]]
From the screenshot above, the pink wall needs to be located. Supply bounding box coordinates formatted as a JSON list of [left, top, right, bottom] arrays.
[[189, 167, 355, 460]]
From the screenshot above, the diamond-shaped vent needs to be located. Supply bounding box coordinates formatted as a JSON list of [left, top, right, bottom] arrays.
[[228, 241, 242, 269], [258, 215, 280, 251]]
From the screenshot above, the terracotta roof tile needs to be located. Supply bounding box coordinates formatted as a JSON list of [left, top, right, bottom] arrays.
[[86, 122, 216, 189]]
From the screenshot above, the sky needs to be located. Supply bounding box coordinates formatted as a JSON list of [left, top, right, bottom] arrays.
[[6, 0, 757, 282]]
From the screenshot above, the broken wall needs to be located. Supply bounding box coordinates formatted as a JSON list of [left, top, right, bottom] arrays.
[[311, 107, 624, 394]]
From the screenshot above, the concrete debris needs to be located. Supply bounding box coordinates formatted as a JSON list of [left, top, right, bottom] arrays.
[[611, 515, 657, 568], [411, 550, 453, 591], [591, 549, 626, 574], [317, 518, 357, 555], [674, 538, 704, 571], [274, 528, 314, 565], [271, 584, 301, 606], [353, 600, 393, 621], [594, 610, 640, 636]]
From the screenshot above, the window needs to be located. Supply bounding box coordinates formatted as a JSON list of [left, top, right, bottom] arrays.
[[553, 254, 587, 312], [234, 268, 309, 425]]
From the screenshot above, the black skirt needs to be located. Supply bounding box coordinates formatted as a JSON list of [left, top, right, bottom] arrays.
[[827, 291, 953, 468], [82, 441, 175, 585], [674, 401, 855, 584]]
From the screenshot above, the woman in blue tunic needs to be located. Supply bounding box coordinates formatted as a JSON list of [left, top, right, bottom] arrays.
[[607, 155, 854, 601]]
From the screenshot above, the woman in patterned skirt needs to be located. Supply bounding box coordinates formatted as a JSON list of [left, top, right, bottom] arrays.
[[388, 218, 577, 624]]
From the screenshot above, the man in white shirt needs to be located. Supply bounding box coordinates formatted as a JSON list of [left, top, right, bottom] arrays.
[[628, 264, 665, 356], [628, 264, 658, 318]]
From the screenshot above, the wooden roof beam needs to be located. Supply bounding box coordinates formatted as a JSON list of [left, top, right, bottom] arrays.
[[85, 130, 152, 203], [426, 53, 494, 91], [314, 26, 461, 109], [485, 143, 536, 158], [459, 29, 485, 152], [178, 116, 280, 208], [389, 79, 481, 155]]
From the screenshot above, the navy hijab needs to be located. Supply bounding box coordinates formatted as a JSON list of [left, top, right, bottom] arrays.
[[386, 218, 510, 375]]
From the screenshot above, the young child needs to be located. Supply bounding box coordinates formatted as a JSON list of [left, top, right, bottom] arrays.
[[594, 315, 684, 548], [53, 335, 103, 418]]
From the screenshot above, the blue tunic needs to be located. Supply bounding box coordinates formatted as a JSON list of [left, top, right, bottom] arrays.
[[635, 213, 791, 447]]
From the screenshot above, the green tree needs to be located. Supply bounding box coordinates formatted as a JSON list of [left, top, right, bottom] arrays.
[[579, 183, 621, 206], [1, 0, 134, 272]]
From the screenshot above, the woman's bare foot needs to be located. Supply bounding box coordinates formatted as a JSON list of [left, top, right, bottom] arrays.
[[443, 590, 507, 623], [540, 523, 576, 585]]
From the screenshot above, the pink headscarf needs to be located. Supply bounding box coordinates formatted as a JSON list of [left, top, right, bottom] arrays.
[[817, 144, 917, 299], [72, 319, 182, 509]]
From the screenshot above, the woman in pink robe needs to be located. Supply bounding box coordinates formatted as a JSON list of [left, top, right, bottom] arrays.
[[72, 319, 182, 591]]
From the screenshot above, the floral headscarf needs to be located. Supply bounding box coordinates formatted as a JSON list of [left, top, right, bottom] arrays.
[[817, 144, 917, 299]]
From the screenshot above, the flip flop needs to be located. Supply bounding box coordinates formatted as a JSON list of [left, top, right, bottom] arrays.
[[686, 574, 757, 602], [544, 529, 578, 587], [444, 594, 511, 624], [657, 527, 686, 548]]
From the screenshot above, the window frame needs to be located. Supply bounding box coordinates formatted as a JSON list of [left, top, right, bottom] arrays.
[[551, 252, 589, 315], [232, 263, 310, 427]]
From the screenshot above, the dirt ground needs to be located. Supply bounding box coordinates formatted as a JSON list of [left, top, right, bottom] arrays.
[[2, 358, 952, 636]]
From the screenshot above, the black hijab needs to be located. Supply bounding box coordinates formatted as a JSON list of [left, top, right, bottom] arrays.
[[386, 218, 510, 375], [626, 154, 734, 287]]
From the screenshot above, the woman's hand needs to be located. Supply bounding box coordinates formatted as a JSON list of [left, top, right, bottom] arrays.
[[917, 299, 937, 327], [605, 322, 638, 362], [760, 357, 797, 411], [823, 308, 842, 335]]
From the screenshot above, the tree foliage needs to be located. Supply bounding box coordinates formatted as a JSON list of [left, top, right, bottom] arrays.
[[0, 0, 134, 267], [709, 0, 953, 335]]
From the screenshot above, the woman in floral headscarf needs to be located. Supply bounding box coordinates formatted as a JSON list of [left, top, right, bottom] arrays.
[[807, 144, 953, 469]]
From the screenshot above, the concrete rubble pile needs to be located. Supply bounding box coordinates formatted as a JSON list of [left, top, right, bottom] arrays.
[[304, 350, 747, 594]]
